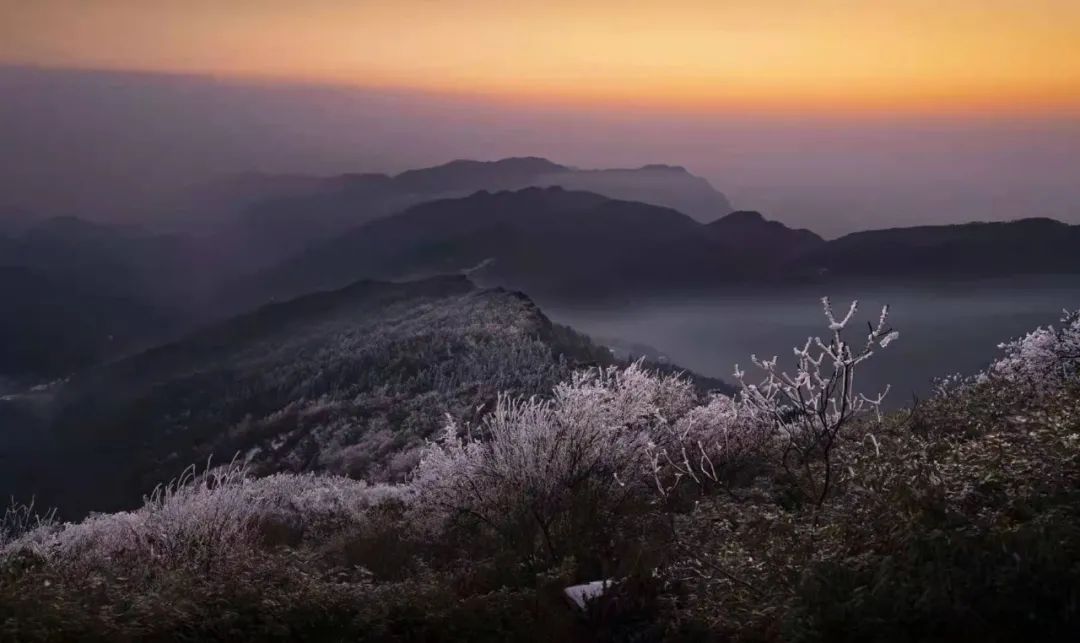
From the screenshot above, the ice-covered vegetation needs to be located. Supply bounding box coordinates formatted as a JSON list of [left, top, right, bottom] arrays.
[[986, 308, 1080, 392], [3, 304, 1079, 642], [27, 279, 619, 515]]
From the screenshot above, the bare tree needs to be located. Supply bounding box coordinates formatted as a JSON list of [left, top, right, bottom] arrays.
[[734, 297, 897, 507]]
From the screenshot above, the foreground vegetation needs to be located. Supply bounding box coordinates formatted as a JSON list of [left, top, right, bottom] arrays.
[[2, 304, 1078, 642]]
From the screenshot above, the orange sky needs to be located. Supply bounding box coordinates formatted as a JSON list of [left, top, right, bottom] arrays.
[[3, 0, 1080, 115]]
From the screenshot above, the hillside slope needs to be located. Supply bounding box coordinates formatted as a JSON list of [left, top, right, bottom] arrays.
[[0, 216, 212, 381], [4, 275, 721, 517]]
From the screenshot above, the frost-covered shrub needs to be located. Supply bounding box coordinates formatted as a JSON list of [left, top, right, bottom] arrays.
[[919, 309, 1079, 438], [986, 308, 1080, 393], [411, 363, 694, 564], [3, 463, 405, 576], [647, 393, 771, 496], [0, 498, 56, 549]]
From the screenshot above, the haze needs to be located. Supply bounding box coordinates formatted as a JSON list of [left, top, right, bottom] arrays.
[[2, 1, 1080, 236]]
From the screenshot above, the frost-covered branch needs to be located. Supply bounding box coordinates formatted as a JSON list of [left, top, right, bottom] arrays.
[[733, 297, 897, 506]]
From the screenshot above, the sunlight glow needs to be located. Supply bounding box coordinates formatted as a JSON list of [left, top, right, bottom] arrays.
[[3, 0, 1079, 115]]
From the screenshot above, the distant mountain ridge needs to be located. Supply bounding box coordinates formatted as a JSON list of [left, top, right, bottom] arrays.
[[795, 217, 1080, 278], [184, 157, 734, 269], [0, 216, 203, 381], [243, 187, 820, 306], [239, 184, 1080, 308], [6, 156, 1080, 387], [707, 210, 824, 264]]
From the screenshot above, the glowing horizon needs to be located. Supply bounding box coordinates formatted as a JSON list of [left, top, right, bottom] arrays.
[[3, 1, 1080, 116]]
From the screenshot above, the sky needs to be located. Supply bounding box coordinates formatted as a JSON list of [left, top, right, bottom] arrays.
[[1, 1, 1079, 236], [3, 0, 1080, 116]]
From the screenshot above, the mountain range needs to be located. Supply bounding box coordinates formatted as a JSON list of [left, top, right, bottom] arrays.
[[244, 187, 819, 306], [182, 157, 733, 270], [4, 156, 1080, 388], [0, 216, 207, 383], [243, 184, 1080, 308], [792, 217, 1080, 278]]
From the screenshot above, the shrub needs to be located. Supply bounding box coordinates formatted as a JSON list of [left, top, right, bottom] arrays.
[[3, 462, 405, 576], [656, 301, 1080, 642], [986, 308, 1080, 394], [411, 363, 694, 569]]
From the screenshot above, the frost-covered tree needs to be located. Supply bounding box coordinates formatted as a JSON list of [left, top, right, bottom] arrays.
[[732, 297, 897, 506]]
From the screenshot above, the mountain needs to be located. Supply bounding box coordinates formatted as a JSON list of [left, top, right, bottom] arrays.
[[706, 210, 824, 264], [0, 266, 168, 385], [0, 217, 205, 381], [182, 157, 734, 270], [793, 217, 1080, 278], [394, 156, 569, 194], [0, 276, 627, 517], [535, 163, 733, 222], [243, 187, 818, 307], [0, 205, 36, 234], [1, 216, 209, 305]]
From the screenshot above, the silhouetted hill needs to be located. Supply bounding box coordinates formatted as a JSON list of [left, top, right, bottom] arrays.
[[184, 157, 734, 269], [0, 217, 202, 380], [1, 216, 208, 305], [539, 163, 733, 222], [0, 266, 168, 383], [707, 210, 823, 263], [0, 205, 35, 234], [244, 187, 811, 306], [793, 217, 1080, 278], [394, 157, 569, 194]]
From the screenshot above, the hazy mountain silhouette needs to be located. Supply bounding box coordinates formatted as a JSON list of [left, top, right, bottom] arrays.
[[795, 218, 1080, 278], [244, 187, 817, 306], [0, 205, 36, 234], [394, 157, 569, 194], [536, 163, 733, 221], [706, 210, 824, 264], [0, 217, 205, 381], [186, 157, 734, 270], [1, 216, 209, 305], [0, 266, 168, 384]]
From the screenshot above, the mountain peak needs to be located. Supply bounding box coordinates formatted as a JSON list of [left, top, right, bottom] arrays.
[[1007, 216, 1069, 228], [414, 157, 567, 174], [712, 210, 767, 226], [491, 156, 567, 171], [392, 157, 569, 195], [639, 163, 689, 173]]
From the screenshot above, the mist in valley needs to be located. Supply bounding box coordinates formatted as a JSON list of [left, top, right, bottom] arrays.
[[549, 276, 1080, 409]]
